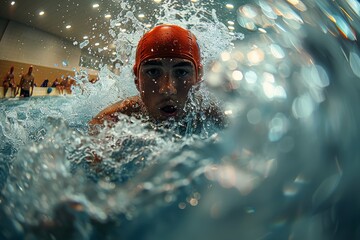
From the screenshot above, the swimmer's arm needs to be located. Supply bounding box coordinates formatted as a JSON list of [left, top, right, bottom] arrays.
[[86, 96, 142, 165], [87, 103, 124, 163], [89, 101, 124, 126], [89, 96, 142, 126]]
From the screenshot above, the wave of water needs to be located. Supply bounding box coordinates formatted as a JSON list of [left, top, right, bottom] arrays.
[[1, 0, 360, 239]]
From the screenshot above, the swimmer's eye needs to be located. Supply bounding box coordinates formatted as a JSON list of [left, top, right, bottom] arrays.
[[174, 69, 189, 77], [146, 68, 161, 77]]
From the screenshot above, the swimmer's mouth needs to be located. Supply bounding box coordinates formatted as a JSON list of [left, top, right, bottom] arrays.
[[160, 105, 177, 115]]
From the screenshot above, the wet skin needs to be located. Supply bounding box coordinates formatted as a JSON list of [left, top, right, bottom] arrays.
[[136, 58, 198, 121]]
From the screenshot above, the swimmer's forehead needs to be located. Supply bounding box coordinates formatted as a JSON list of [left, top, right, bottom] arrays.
[[141, 58, 194, 67]]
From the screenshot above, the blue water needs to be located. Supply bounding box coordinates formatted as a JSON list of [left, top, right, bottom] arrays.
[[2, 0, 360, 239]]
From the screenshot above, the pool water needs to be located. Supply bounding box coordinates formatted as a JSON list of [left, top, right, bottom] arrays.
[[1, 0, 360, 239]]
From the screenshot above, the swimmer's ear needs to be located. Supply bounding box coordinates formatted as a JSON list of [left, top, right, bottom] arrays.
[[133, 65, 140, 91], [134, 77, 140, 91]]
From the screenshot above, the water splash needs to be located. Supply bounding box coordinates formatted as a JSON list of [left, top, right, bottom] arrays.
[[1, 0, 360, 239]]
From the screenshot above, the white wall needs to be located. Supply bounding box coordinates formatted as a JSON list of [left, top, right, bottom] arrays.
[[0, 21, 81, 70], [0, 18, 8, 40]]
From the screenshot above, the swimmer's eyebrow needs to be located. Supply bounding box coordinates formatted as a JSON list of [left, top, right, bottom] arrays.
[[173, 62, 193, 68], [142, 60, 193, 67], [142, 60, 163, 66]]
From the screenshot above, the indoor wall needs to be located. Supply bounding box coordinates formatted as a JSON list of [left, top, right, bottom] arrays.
[[0, 18, 98, 86]]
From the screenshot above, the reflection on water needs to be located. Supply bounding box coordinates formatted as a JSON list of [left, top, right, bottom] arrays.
[[1, 0, 360, 239]]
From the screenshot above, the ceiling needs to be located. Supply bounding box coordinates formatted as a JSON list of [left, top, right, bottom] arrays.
[[0, 0, 125, 56], [0, 0, 240, 66]]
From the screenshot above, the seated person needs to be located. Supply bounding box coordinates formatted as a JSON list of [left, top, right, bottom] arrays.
[[51, 78, 60, 87], [61, 77, 76, 94], [89, 24, 225, 131], [40, 79, 49, 87], [52, 78, 64, 94], [2, 66, 17, 98]]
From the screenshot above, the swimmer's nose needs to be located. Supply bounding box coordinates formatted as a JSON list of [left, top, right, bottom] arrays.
[[159, 75, 177, 95]]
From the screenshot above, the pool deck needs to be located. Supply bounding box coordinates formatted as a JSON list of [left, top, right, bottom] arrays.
[[0, 87, 70, 98]]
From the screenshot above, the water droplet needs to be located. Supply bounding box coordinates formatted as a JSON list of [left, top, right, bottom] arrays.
[[350, 52, 360, 77], [79, 40, 89, 49]]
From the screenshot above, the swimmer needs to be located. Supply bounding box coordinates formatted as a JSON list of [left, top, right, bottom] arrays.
[[89, 24, 225, 129]]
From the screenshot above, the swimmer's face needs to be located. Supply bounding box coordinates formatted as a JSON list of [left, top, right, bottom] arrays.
[[137, 58, 198, 121]]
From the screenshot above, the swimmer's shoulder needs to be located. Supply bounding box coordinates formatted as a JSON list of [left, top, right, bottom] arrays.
[[197, 93, 227, 128], [89, 95, 143, 126], [206, 101, 227, 128]]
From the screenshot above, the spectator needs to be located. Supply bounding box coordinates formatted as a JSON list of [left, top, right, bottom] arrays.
[[2, 66, 17, 98], [51, 78, 60, 88], [19, 66, 35, 97], [61, 76, 76, 94], [40, 79, 49, 87], [51, 78, 64, 94]]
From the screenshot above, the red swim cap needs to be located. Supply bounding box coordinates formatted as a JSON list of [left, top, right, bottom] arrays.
[[133, 24, 202, 80]]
